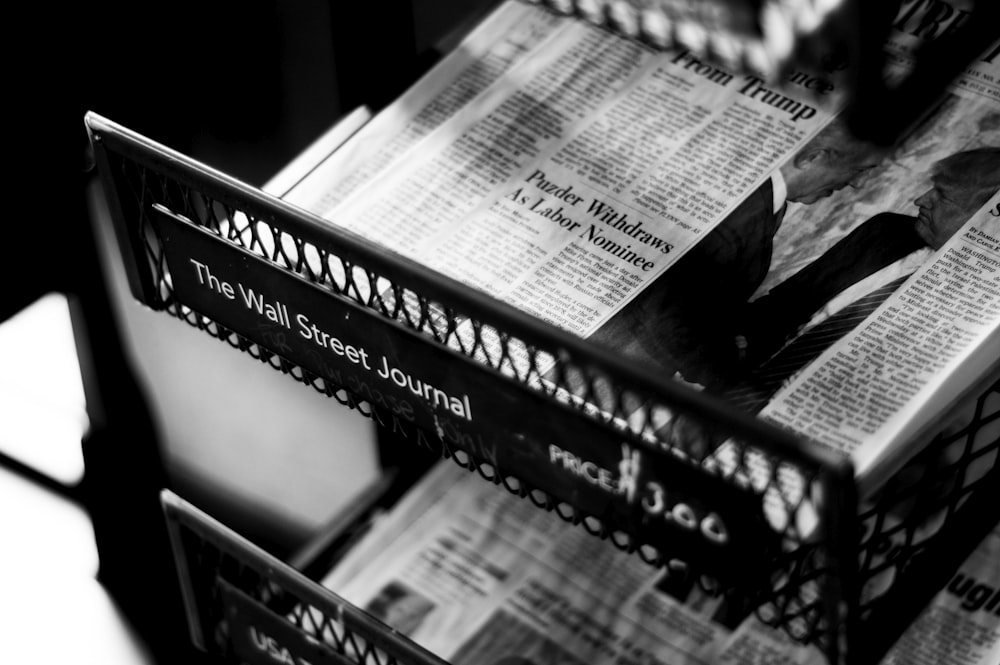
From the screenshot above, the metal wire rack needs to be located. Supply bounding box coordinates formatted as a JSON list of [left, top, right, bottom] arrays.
[[87, 106, 999, 665]]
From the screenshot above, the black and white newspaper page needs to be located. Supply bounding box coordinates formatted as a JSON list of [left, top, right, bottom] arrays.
[[879, 524, 1000, 665], [318, 459, 1000, 665], [708, 191, 1000, 502], [282, 0, 566, 215], [315, 3, 837, 337], [286, 0, 999, 486], [758, 192, 1000, 492], [288, 3, 1000, 663], [320, 461, 809, 665]]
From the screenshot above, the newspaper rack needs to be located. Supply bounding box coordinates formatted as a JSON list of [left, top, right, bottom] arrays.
[[86, 110, 1000, 665]]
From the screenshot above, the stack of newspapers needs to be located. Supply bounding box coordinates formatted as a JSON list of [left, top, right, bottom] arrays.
[[313, 461, 1000, 665], [273, 1, 998, 663], [281, 0, 999, 494]]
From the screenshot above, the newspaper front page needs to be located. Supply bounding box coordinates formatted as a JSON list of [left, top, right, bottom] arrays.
[[318, 460, 1000, 665], [283, 0, 566, 215], [315, 3, 839, 337], [756, 192, 1000, 496], [320, 461, 804, 665], [276, 3, 1000, 663], [880, 523, 1000, 665], [706, 190, 1000, 511], [282, 0, 999, 487]]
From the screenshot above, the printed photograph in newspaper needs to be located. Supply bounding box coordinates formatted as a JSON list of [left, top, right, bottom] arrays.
[[590, 72, 999, 485]]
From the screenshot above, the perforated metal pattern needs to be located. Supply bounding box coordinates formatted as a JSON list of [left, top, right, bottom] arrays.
[[89, 113, 999, 665]]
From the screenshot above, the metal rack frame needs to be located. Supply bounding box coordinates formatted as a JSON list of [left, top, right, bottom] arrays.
[[85, 91, 999, 665]]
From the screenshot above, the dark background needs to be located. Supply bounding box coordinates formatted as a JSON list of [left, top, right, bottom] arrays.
[[4, 1, 493, 662]]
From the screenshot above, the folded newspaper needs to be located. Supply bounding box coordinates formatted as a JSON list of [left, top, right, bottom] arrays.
[[284, 0, 1000, 495], [270, 2, 999, 663], [315, 459, 1000, 665]]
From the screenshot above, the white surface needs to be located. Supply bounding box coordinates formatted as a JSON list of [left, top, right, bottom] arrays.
[[0, 465, 154, 665], [0, 296, 152, 663], [0, 292, 88, 486]]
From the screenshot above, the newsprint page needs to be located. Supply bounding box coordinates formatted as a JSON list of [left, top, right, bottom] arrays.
[[316, 460, 1000, 665], [273, 1, 1000, 664], [285, 0, 1000, 490]]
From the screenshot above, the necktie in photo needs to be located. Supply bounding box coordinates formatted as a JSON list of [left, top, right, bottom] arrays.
[[724, 275, 912, 414]]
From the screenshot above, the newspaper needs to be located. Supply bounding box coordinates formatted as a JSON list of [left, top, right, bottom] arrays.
[[318, 12, 839, 334], [706, 191, 1000, 502], [879, 524, 1000, 665], [321, 461, 789, 665], [318, 459, 1000, 665], [282, 3, 1000, 663], [284, 0, 999, 488], [282, 0, 566, 216], [754, 193, 1000, 496]]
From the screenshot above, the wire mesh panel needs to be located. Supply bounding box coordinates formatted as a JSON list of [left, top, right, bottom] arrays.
[[162, 490, 448, 665], [853, 376, 1000, 661], [87, 111, 999, 665]]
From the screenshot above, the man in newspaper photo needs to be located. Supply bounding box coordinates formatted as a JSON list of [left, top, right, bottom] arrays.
[[732, 145, 1000, 410], [364, 581, 436, 636], [589, 118, 889, 394]]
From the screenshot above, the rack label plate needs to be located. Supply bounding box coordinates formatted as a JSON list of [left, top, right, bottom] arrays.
[[221, 580, 353, 665]]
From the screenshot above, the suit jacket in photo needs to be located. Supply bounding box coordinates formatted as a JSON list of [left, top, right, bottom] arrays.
[[737, 212, 928, 368], [590, 178, 785, 392]]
